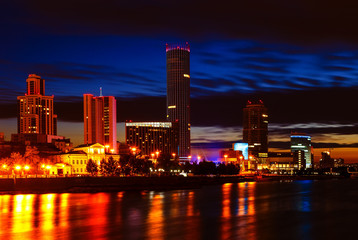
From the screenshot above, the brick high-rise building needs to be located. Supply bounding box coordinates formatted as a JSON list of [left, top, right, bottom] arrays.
[[243, 100, 268, 157], [166, 43, 191, 160], [17, 74, 57, 136], [83, 93, 117, 153]]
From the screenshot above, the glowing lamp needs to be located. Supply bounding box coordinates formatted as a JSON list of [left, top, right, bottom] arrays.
[[15, 166, 21, 170], [2, 164, 6, 169], [24, 166, 30, 170]]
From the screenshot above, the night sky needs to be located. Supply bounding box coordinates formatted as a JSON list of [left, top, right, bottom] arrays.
[[1, 0, 358, 162]]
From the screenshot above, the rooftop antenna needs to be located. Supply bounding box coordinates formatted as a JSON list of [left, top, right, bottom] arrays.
[[100, 87, 103, 97]]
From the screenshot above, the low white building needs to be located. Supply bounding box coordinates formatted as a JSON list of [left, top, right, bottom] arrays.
[[51, 143, 120, 175]]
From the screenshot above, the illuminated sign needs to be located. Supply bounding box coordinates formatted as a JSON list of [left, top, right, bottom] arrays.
[[233, 143, 249, 160]]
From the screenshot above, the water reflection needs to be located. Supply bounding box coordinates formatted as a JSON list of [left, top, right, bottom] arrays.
[[221, 183, 232, 240], [13, 195, 34, 239], [146, 193, 164, 240], [0, 180, 356, 239]]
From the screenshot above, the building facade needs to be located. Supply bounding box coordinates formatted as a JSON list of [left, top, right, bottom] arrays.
[[243, 100, 268, 157], [166, 43, 191, 159], [125, 121, 179, 156], [54, 143, 120, 175], [291, 132, 312, 169], [17, 74, 57, 137], [268, 152, 298, 172], [83, 94, 117, 153], [293, 150, 306, 170]]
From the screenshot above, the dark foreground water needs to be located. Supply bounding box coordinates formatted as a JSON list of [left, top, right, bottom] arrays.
[[1, 179, 358, 240]]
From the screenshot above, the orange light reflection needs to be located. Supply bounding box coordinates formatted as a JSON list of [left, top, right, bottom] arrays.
[[236, 182, 257, 239], [146, 193, 164, 240], [12, 194, 35, 239], [221, 183, 232, 240]]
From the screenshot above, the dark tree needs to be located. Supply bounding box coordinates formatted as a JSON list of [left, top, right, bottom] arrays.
[[105, 156, 118, 176], [193, 161, 217, 175], [86, 159, 98, 176], [119, 154, 132, 175], [99, 159, 106, 176], [157, 153, 180, 171]]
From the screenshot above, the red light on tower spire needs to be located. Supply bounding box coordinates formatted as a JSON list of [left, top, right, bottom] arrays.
[[166, 43, 190, 52]]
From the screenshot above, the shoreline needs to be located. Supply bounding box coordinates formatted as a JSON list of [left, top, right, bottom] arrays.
[[0, 175, 348, 195]]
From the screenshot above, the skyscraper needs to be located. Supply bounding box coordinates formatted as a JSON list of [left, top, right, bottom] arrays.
[[17, 74, 57, 136], [83, 93, 117, 153], [291, 132, 312, 169], [166, 43, 191, 159], [243, 100, 268, 157]]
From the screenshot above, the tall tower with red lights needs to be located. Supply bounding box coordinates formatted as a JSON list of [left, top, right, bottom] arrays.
[[243, 100, 268, 157], [166, 43, 191, 160]]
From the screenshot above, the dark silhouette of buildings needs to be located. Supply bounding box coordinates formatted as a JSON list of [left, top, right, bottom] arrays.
[[243, 100, 268, 157], [83, 93, 117, 153], [166, 43, 191, 160], [320, 151, 334, 169], [125, 121, 178, 156]]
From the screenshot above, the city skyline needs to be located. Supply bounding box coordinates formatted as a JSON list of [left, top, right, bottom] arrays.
[[1, 1, 358, 162]]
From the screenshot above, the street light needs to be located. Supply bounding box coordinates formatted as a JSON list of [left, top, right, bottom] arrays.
[[155, 151, 159, 158], [15, 165, 21, 177], [45, 165, 51, 176], [172, 153, 176, 159], [224, 154, 228, 164], [24, 165, 30, 177], [105, 145, 110, 153], [197, 156, 201, 163]]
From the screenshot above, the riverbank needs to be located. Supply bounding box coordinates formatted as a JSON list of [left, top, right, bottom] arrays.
[[0, 176, 246, 194], [0, 174, 347, 194]]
